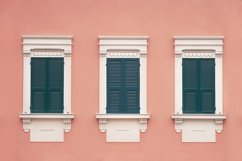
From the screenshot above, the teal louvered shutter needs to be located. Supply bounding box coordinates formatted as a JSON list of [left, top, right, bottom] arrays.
[[48, 58, 64, 113], [31, 58, 64, 113], [124, 59, 140, 113], [31, 58, 47, 113], [200, 59, 215, 113], [183, 58, 215, 113], [183, 59, 199, 113], [107, 59, 122, 113], [107, 58, 140, 113]]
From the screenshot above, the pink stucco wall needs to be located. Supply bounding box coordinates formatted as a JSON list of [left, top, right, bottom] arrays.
[[1, 0, 242, 160]]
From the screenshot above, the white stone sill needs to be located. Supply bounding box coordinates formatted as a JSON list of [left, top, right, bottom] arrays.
[[96, 113, 150, 120], [98, 36, 149, 40], [172, 114, 226, 120], [19, 113, 74, 119], [22, 35, 73, 39]]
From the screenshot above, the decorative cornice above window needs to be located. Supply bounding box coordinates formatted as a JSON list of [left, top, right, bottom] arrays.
[[22, 35, 72, 55], [174, 36, 223, 55], [98, 36, 148, 55]]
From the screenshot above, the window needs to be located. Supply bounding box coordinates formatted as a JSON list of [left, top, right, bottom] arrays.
[[96, 36, 149, 142], [107, 58, 140, 113], [183, 58, 215, 114], [31, 58, 64, 113], [19, 36, 74, 142], [172, 36, 226, 142]]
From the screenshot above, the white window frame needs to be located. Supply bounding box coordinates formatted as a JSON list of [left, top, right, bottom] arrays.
[[96, 36, 150, 142], [172, 36, 226, 142], [19, 35, 74, 142]]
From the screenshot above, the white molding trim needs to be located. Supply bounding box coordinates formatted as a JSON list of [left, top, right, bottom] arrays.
[[96, 114, 150, 133], [20, 35, 73, 142], [97, 36, 149, 142], [172, 114, 226, 133], [173, 36, 226, 142], [19, 114, 74, 133]]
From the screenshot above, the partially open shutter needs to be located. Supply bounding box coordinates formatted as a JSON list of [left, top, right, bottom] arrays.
[[183, 59, 199, 113], [107, 59, 123, 113], [31, 58, 47, 113], [200, 59, 215, 113], [124, 59, 140, 113], [48, 58, 64, 113]]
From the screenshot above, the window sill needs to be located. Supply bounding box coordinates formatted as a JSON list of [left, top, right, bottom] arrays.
[[96, 113, 150, 142], [172, 113, 226, 120], [19, 113, 74, 119], [19, 113, 74, 142], [96, 113, 150, 120]]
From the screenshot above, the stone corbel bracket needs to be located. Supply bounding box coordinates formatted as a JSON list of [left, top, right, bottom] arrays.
[[19, 114, 74, 133], [96, 114, 150, 132], [172, 114, 226, 133]]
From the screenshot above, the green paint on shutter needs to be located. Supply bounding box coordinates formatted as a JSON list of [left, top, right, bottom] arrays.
[[124, 59, 140, 113], [31, 58, 47, 113], [107, 59, 122, 113], [31, 58, 64, 113], [48, 58, 64, 113], [200, 59, 215, 113], [183, 58, 215, 113], [183, 59, 199, 113], [107, 58, 140, 113]]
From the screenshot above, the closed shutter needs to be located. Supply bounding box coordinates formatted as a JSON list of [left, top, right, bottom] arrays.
[[183, 59, 199, 113], [124, 59, 140, 113], [31, 58, 64, 113], [107, 59, 123, 113], [183, 58, 215, 113], [200, 59, 215, 113], [107, 58, 140, 113], [48, 58, 64, 113], [31, 58, 47, 113]]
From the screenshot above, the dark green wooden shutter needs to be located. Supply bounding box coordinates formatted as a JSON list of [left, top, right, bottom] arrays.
[[31, 58, 47, 113], [107, 59, 122, 113], [183, 59, 199, 113], [48, 58, 64, 113], [124, 59, 140, 113], [200, 59, 215, 113], [31, 58, 64, 113], [183, 58, 215, 113], [107, 58, 140, 113]]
